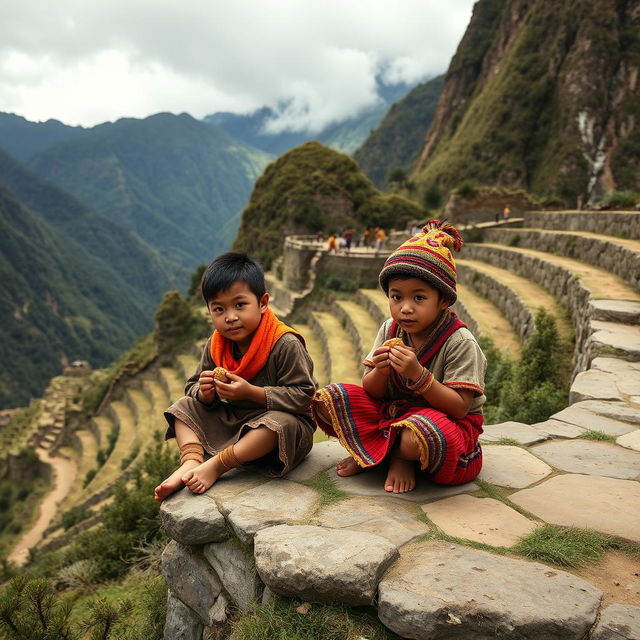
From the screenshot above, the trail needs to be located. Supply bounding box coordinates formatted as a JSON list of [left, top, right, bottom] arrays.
[[7, 447, 77, 567]]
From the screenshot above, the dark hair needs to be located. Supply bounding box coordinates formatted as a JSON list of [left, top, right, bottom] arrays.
[[201, 252, 266, 302]]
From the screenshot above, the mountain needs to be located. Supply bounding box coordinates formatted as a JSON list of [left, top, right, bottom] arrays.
[[0, 186, 152, 408], [410, 0, 640, 205], [233, 141, 424, 266], [26, 113, 272, 269], [354, 75, 445, 188], [204, 80, 416, 157], [0, 113, 85, 163]]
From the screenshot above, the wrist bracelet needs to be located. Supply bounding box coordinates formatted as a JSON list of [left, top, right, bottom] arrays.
[[407, 367, 435, 395]]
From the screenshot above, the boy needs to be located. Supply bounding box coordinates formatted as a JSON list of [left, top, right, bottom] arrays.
[[154, 252, 316, 501]]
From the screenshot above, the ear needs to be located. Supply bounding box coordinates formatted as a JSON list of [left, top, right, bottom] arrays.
[[259, 292, 270, 313]]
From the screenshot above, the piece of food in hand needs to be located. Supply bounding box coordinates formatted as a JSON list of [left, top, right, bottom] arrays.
[[383, 338, 404, 349], [212, 367, 229, 381]]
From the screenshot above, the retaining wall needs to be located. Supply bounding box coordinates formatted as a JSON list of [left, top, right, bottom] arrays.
[[523, 211, 640, 239]]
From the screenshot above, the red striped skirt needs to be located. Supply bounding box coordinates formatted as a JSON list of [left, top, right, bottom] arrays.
[[312, 383, 483, 486]]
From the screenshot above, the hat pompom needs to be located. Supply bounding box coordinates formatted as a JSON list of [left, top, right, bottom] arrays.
[[422, 220, 464, 252]]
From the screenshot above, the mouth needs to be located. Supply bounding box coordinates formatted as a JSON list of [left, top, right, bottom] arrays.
[[399, 319, 416, 326], [227, 326, 243, 334]]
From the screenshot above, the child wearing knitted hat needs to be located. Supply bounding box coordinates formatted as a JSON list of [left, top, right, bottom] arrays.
[[312, 221, 487, 493]]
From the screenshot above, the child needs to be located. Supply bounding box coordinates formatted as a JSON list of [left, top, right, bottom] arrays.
[[154, 252, 316, 501], [312, 221, 486, 494]]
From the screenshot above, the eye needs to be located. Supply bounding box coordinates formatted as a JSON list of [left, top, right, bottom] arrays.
[[236, 302, 246, 309], [414, 296, 425, 302], [390, 294, 401, 301], [211, 306, 223, 314]]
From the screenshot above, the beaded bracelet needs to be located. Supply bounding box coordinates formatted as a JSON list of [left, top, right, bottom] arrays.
[[407, 367, 435, 395]]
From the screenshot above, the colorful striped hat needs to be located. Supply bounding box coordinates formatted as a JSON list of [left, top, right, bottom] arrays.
[[378, 220, 463, 303]]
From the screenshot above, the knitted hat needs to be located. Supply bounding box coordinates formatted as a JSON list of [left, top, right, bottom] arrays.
[[378, 220, 463, 303]]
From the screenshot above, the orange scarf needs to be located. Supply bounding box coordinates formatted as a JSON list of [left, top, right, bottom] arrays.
[[210, 308, 304, 381]]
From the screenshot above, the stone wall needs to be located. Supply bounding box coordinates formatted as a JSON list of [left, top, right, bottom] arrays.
[[523, 211, 640, 240], [282, 237, 319, 292], [314, 252, 386, 290], [443, 188, 539, 226], [482, 228, 640, 292]]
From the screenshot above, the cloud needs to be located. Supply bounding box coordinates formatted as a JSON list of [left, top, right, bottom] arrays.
[[0, 0, 475, 129]]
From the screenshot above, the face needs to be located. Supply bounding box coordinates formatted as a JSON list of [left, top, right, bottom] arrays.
[[387, 278, 449, 337], [207, 281, 268, 351]]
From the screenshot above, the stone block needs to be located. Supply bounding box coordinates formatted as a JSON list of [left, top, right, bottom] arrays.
[[480, 421, 549, 446], [592, 604, 640, 640], [511, 474, 640, 542], [531, 439, 640, 479], [551, 406, 637, 436], [533, 419, 584, 439], [421, 495, 539, 547], [219, 479, 319, 545], [590, 300, 640, 324], [377, 540, 601, 640], [203, 469, 267, 504], [164, 592, 203, 640], [328, 466, 478, 503], [570, 370, 621, 404], [316, 496, 429, 546], [160, 488, 227, 545], [254, 524, 398, 605], [479, 445, 552, 488], [203, 539, 263, 611], [589, 320, 640, 361], [284, 440, 347, 481], [571, 400, 640, 425], [617, 429, 640, 452], [161, 540, 224, 627]]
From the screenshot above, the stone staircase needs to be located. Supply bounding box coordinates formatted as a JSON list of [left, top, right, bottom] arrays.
[[160, 211, 640, 639]]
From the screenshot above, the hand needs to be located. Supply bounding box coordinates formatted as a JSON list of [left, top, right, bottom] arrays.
[[370, 346, 392, 376], [215, 373, 253, 401], [388, 344, 423, 381], [197, 370, 217, 403]]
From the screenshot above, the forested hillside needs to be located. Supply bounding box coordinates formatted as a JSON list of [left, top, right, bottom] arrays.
[[26, 113, 272, 269], [410, 0, 640, 205]]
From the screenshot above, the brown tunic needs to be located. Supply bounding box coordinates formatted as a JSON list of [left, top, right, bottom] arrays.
[[164, 333, 317, 476]]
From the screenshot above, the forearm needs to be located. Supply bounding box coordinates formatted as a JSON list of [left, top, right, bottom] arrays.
[[420, 379, 472, 418], [362, 368, 390, 399]]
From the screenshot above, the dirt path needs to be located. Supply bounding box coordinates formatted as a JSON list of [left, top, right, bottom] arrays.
[[7, 447, 77, 567]]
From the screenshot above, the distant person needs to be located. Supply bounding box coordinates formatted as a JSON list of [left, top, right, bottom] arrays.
[[312, 221, 486, 494], [363, 227, 372, 248], [503, 204, 511, 220], [343, 229, 353, 253], [375, 227, 387, 250], [154, 252, 316, 501], [327, 233, 338, 254], [316, 231, 324, 243]]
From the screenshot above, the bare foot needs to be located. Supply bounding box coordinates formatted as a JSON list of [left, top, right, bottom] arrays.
[[154, 459, 200, 502], [182, 455, 226, 494], [384, 457, 416, 494], [336, 456, 365, 477]]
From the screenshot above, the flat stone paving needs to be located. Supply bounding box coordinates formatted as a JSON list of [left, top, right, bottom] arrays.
[[478, 444, 552, 488]]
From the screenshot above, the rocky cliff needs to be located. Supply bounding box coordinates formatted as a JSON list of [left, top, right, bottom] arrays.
[[412, 0, 640, 205]]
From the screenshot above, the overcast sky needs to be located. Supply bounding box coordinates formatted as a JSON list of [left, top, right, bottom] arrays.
[[0, 0, 475, 132]]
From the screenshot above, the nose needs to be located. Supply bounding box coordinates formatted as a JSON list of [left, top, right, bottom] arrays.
[[225, 312, 239, 323], [400, 300, 413, 314]]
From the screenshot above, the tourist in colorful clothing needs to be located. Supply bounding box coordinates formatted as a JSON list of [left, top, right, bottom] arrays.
[[312, 221, 486, 494]]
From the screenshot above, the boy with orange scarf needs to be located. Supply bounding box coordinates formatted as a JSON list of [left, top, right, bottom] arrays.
[[154, 252, 316, 501]]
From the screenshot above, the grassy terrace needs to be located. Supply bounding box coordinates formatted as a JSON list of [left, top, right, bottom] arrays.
[[311, 311, 361, 385], [456, 283, 521, 356], [336, 299, 382, 360], [458, 259, 573, 339], [293, 323, 328, 387]]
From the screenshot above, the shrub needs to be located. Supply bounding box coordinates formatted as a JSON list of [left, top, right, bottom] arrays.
[[83, 469, 97, 488], [456, 182, 478, 199], [61, 506, 92, 531], [599, 190, 639, 209]]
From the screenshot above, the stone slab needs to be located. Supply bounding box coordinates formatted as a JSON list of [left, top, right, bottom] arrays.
[[589, 320, 640, 360], [532, 419, 584, 439], [219, 479, 319, 545], [570, 370, 621, 404], [160, 487, 228, 545], [480, 421, 549, 446], [161, 540, 223, 627], [377, 540, 602, 639], [328, 466, 478, 504], [164, 592, 203, 640], [592, 604, 640, 640], [617, 429, 640, 452], [284, 440, 347, 481], [531, 439, 640, 479], [203, 470, 267, 504], [316, 496, 429, 547], [510, 474, 640, 542], [478, 445, 552, 488], [254, 524, 398, 605], [421, 495, 539, 547], [203, 540, 263, 612], [571, 400, 640, 426], [591, 358, 640, 397], [590, 299, 640, 324], [551, 406, 637, 436]]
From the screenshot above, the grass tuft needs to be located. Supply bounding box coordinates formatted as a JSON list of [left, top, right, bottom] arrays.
[[302, 471, 349, 508], [229, 596, 401, 640], [580, 430, 616, 442], [513, 525, 613, 568], [495, 437, 521, 446]]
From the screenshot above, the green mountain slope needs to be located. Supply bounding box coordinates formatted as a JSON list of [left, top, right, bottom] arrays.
[[27, 113, 272, 268], [233, 141, 424, 266], [0, 112, 85, 163], [0, 187, 152, 408], [354, 75, 445, 187], [412, 0, 640, 204]]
